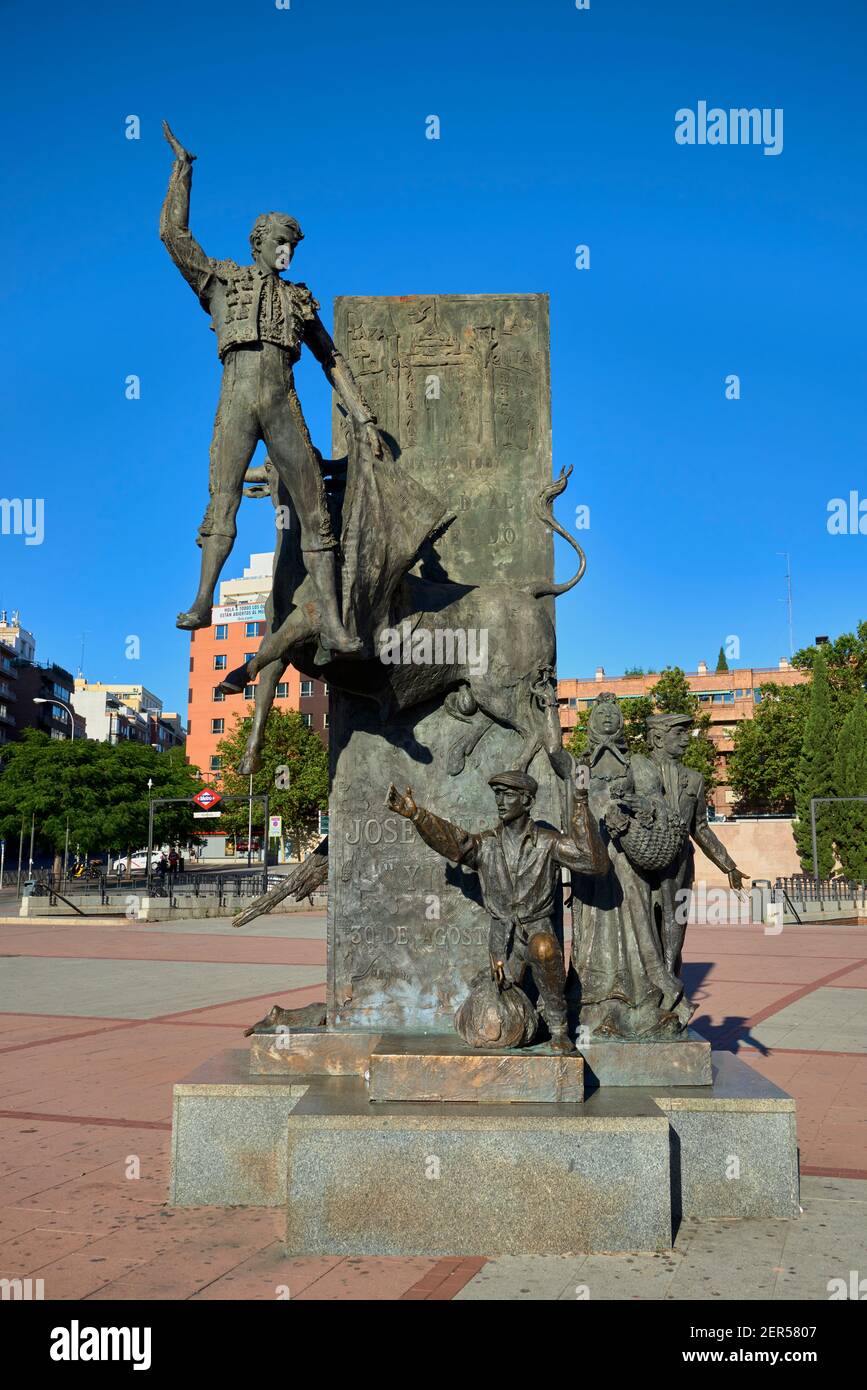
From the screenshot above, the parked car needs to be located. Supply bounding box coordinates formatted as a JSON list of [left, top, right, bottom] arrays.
[[112, 849, 171, 874]]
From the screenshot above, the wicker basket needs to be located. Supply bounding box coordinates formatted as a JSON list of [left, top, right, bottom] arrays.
[[609, 801, 686, 872]]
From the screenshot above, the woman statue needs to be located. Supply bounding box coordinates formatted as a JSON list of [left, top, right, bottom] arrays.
[[571, 693, 694, 1039]]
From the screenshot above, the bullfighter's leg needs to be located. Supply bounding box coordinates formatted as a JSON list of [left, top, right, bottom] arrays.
[[178, 357, 259, 630], [262, 382, 362, 659]]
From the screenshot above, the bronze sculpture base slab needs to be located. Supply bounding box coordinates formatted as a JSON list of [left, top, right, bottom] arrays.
[[578, 1028, 712, 1087], [249, 1029, 378, 1077], [368, 1034, 584, 1104]]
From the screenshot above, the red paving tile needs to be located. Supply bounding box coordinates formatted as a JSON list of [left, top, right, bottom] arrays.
[[0, 923, 325, 967], [0, 915, 864, 1298]]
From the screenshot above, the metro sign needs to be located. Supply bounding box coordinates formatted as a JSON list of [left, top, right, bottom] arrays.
[[193, 788, 222, 811]]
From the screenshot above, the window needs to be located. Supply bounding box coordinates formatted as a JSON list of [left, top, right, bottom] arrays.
[[188, 688, 193, 704], [213, 654, 227, 670], [753, 689, 763, 703], [300, 680, 313, 697], [276, 682, 288, 698], [215, 625, 228, 640], [244, 652, 256, 663], [569, 697, 578, 708], [210, 755, 222, 771], [244, 621, 264, 638], [244, 684, 256, 699], [187, 720, 191, 732], [301, 713, 313, 728], [324, 711, 330, 728], [189, 657, 194, 672], [212, 687, 225, 702], [211, 718, 224, 734]]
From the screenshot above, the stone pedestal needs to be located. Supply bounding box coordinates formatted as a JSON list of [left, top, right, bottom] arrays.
[[285, 1079, 669, 1256], [170, 1053, 308, 1207], [654, 1051, 799, 1219], [169, 1048, 800, 1250]]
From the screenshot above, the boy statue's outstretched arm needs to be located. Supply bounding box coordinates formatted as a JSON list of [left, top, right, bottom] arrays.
[[386, 783, 478, 867]]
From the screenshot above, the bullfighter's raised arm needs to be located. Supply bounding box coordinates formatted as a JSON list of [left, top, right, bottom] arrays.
[[159, 121, 220, 303]]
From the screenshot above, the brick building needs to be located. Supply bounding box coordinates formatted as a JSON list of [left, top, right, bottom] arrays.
[[557, 658, 810, 817], [185, 552, 329, 782]]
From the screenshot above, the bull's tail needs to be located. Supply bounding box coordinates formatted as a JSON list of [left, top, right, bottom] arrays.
[[522, 465, 587, 599]]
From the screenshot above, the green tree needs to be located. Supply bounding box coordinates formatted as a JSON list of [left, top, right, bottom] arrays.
[[793, 651, 837, 876], [833, 694, 867, 880], [216, 707, 328, 860], [565, 707, 590, 758], [648, 666, 718, 791], [621, 694, 654, 756], [715, 646, 729, 672], [0, 734, 202, 872], [728, 683, 807, 813], [622, 666, 646, 678], [793, 623, 867, 717]]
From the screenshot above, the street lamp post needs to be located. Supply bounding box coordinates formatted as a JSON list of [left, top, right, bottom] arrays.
[[146, 778, 154, 880], [32, 696, 75, 740]]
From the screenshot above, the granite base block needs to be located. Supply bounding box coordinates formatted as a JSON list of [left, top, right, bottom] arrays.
[[653, 1051, 800, 1219], [369, 1033, 584, 1103], [285, 1079, 670, 1255], [170, 1050, 308, 1206], [579, 1028, 712, 1087]]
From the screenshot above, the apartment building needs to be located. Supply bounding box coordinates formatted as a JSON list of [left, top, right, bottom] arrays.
[[185, 552, 329, 780]]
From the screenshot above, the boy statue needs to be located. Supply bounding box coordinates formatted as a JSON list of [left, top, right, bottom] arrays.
[[387, 769, 607, 1052]]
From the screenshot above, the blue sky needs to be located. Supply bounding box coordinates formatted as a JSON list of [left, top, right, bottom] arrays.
[[2, 0, 865, 712]]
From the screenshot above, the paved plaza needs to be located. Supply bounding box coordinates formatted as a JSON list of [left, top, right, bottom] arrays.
[[0, 906, 865, 1299]]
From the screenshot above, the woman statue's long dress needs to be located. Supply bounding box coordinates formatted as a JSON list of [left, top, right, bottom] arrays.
[[572, 694, 694, 1039]]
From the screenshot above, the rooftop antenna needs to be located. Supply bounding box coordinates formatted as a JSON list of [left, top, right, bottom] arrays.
[[79, 631, 88, 679], [777, 552, 794, 657]]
